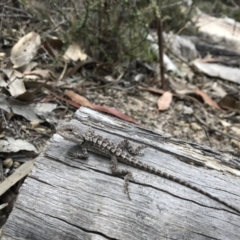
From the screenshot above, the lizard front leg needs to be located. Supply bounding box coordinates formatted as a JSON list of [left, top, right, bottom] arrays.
[[110, 155, 134, 200], [67, 144, 89, 159], [117, 139, 146, 156]]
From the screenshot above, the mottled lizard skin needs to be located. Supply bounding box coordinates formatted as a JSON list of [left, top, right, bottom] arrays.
[[58, 124, 240, 215]]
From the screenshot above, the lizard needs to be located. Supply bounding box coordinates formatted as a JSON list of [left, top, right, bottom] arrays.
[[57, 123, 240, 215]]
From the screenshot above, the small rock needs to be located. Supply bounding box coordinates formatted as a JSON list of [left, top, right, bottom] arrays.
[[220, 120, 231, 127], [231, 139, 240, 148], [175, 103, 183, 112], [183, 105, 193, 114], [190, 122, 202, 131], [231, 127, 240, 136]]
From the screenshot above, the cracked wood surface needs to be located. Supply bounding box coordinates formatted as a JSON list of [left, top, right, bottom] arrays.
[[2, 107, 240, 240]]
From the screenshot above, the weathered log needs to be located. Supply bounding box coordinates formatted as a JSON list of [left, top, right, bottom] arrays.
[[2, 107, 240, 240]]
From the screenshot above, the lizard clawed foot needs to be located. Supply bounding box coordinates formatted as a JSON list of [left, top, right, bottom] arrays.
[[68, 150, 89, 160], [117, 139, 146, 156], [67, 146, 89, 160]]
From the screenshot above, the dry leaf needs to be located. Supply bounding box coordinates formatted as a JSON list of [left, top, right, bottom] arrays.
[[194, 89, 220, 110], [42, 37, 63, 59], [138, 86, 165, 95], [219, 120, 231, 127], [192, 60, 240, 84], [11, 32, 41, 68], [24, 69, 55, 80], [64, 90, 93, 108], [157, 91, 172, 111], [218, 95, 240, 111], [0, 52, 6, 58], [0, 160, 35, 196], [93, 105, 138, 124], [23, 61, 38, 72], [63, 43, 88, 62], [1, 69, 25, 97]]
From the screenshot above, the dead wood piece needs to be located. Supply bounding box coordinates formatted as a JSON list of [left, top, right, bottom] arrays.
[[2, 107, 240, 240]]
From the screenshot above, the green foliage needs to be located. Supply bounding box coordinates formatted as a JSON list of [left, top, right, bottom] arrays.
[[20, 0, 193, 63], [197, 0, 240, 19], [69, 1, 152, 62]]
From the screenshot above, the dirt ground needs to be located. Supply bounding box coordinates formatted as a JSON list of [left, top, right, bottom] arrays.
[[68, 71, 240, 155]]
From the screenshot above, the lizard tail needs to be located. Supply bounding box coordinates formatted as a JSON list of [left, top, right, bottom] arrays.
[[135, 160, 240, 215]]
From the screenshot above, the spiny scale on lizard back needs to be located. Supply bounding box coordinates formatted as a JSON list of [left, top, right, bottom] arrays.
[[90, 133, 171, 175]]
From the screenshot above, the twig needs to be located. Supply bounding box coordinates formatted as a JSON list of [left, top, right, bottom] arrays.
[[156, 15, 165, 89], [194, 114, 240, 143], [194, 114, 212, 147], [0, 14, 33, 19], [0, 0, 11, 6], [87, 72, 125, 90], [57, 60, 68, 82], [4, 5, 32, 17]]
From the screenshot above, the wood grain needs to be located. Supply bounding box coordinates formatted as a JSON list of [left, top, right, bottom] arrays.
[[3, 107, 240, 240]]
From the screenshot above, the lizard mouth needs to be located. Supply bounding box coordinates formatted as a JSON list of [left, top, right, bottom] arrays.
[[59, 124, 85, 139], [58, 124, 74, 134]]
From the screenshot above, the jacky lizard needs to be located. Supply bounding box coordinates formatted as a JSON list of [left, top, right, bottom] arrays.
[[58, 123, 240, 215]]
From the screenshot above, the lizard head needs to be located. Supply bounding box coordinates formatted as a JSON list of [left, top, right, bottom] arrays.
[[57, 124, 85, 144]]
